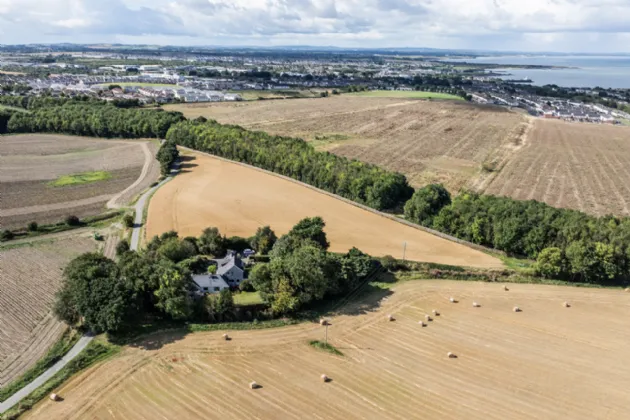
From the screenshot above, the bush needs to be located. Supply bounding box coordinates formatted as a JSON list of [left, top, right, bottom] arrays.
[[65, 215, 81, 226], [380, 255, 399, 272], [123, 214, 134, 228], [535, 247, 566, 278], [0, 229, 14, 241], [239, 278, 255, 292], [27, 221, 38, 232]]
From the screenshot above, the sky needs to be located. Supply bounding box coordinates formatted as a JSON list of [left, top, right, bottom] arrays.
[[0, 0, 630, 53]]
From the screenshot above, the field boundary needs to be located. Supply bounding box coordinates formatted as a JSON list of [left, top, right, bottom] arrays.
[[178, 146, 505, 257]]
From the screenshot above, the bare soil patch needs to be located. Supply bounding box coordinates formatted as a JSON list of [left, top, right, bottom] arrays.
[[165, 97, 527, 192], [485, 119, 630, 216], [24, 280, 630, 420], [0, 236, 97, 387], [0, 135, 159, 228], [146, 151, 501, 269]]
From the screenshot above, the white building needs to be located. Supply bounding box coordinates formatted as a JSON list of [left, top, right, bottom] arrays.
[[192, 274, 230, 294]]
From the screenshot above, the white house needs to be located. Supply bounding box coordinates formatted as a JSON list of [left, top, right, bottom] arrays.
[[215, 251, 245, 287], [192, 274, 230, 294]]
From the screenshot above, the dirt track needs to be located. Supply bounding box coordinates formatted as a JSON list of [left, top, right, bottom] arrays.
[[146, 151, 502, 269], [24, 280, 630, 420]]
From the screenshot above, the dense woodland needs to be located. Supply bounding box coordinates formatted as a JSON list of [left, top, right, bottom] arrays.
[[7, 103, 184, 138], [166, 119, 414, 211], [405, 184, 630, 285], [55, 219, 376, 334]]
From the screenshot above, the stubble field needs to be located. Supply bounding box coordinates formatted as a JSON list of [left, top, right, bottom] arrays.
[[165, 97, 528, 192], [146, 151, 502, 269], [0, 235, 97, 387], [0, 135, 160, 229], [484, 119, 630, 216], [24, 280, 630, 420]]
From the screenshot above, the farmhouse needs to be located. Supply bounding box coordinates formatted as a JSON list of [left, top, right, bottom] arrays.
[[192, 274, 230, 294], [215, 251, 245, 287]]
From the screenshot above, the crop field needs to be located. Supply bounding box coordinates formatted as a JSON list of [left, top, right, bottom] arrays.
[[146, 151, 501, 269], [0, 235, 97, 387], [0, 135, 160, 229], [346, 90, 464, 100], [24, 280, 630, 420], [484, 119, 630, 216], [164, 97, 528, 192]]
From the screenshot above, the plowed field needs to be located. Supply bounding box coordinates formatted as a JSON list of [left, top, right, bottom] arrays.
[[0, 235, 97, 387], [165, 97, 528, 192], [0, 135, 159, 229], [484, 119, 630, 216], [24, 280, 630, 420], [146, 151, 502, 269]]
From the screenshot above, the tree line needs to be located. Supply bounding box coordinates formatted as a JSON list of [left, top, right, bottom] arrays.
[[55, 218, 376, 334], [166, 119, 414, 211], [7, 103, 184, 138], [0, 95, 104, 110], [405, 184, 630, 285]]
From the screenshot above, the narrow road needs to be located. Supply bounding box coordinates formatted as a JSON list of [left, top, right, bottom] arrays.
[[0, 335, 92, 414], [0, 161, 176, 415]]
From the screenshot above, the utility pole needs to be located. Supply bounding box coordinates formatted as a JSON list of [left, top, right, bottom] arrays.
[[402, 241, 407, 262]]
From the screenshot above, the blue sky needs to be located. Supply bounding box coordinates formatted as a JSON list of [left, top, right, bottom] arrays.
[[1, 0, 629, 53]]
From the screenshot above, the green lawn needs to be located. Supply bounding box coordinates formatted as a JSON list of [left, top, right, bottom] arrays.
[[346, 90, 464, 100], [48, 171, 112, 187], [233, 291, 264, 306]]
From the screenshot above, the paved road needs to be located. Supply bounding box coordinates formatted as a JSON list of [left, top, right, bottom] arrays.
[[0, 162, 176, 415], [0, 335, 93, 414]]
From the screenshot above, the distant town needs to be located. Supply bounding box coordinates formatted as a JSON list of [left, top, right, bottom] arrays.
[[1, 45, 629, 124]]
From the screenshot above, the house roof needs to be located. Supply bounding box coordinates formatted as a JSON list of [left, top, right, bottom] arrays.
[[192, 274, 229, 291], [216, 251, 244, 275]]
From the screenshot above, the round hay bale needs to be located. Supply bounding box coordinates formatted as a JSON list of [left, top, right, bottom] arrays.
[[447, 352, 457, 358], [419, 321, 426, 327], [222, 333, 229, 340], [319, 319, 328, 326], [321, 374, 329, 382], [249, 381, 260, 390], [387, 314, 395, 322], [49, 393, 59, 402], [432, 309, 440, 316], [449, 297, 456, 303], [503, 285, 509, 291], [472, 302, 480, 308], [513, 306, 521, 312], [563, 301, 571, 308], [425, 314, 432, 321]]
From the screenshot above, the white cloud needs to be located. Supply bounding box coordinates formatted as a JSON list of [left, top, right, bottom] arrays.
[[0, 0, 629, 51]]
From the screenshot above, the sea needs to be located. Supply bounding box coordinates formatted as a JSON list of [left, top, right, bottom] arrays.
[[447, 55, 630, 89]]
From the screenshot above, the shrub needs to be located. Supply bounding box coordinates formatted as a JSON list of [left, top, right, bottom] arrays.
[[380, 255, 399, 272], [65, 215, 81, 226], [123, 214, 134, 228], [116, 240, 130, 256], [239, 278, 255, 292], [27, 221, 38, 231], [0, 229, 14, 241], [535, 247, 566, 279]]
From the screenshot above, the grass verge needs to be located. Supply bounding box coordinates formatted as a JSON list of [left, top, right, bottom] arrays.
[[0, 330, 80, 403], [309, 340, 344, 356], [233, 291, 264, 307], [0, 340, 119, 420], [48, 171, 112, 187]]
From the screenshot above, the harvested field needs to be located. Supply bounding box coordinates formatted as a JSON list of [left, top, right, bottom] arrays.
[[146, 151, 501, 269], [24, 280, 630, 420], [165, 97, 528, 192], [0, 135, 159, 229], [484, 119, 630, 217], [0, 236, 97, 387]]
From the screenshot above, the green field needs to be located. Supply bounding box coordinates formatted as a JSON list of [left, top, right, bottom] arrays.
[[233, 291, 264, 306], [48, 171, 112, 187], [346, 90, 464, 100]]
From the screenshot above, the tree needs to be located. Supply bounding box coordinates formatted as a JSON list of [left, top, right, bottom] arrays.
[[535, 247, 566, 278], [205, 289, 234, 322], [116, 239, 131, 256], [123, 214, 134, 228], [156, 141, 179, 176], [158, 237, 198, 263], [404, 184, 451, 227], [287, 217, 330, 250], [65, 215, 81, 226], [250, 226, 277, 255], [198, 227, 226, 257], [27, 221, 38, 232], [153, 262, 193, 320], [54, 253, 132, 333]]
